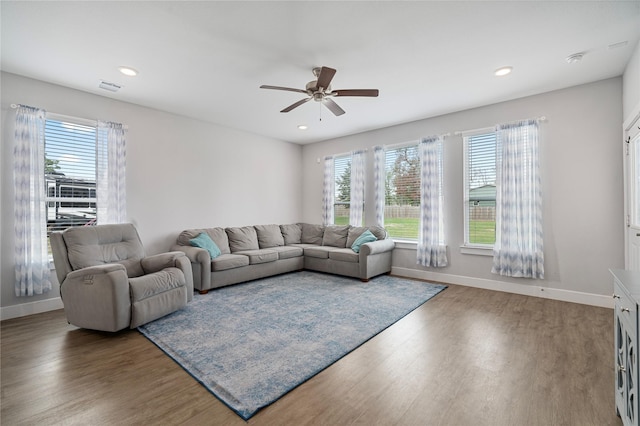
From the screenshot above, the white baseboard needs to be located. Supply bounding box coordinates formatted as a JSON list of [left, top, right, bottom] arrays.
[[392, 267, 614, 309], [1, 297, 64, 321]]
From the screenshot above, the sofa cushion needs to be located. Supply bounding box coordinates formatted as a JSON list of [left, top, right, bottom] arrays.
[[322, 225, 350, 248], [211, 253, 250, 272], [304, 246, 339, 259], [254, 224, 285, 248], [269, 246, 304, 260], [300, 223, 324, 245], [234, 249, 278, 264], [329, 249, 360, 263], [189, 233, 221, 259], [368, 225, 388, 241], [178, 228, 231, 254], [346, 225, 387, 247], [351, 229, 378, 253], [280, 224, 302, 245], [226, 226, 260, 252]]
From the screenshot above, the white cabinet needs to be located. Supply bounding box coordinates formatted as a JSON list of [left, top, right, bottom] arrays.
[[613, 269, 640, 426]]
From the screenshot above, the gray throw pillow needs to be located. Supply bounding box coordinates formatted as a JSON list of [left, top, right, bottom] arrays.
[[226, 226, 260, 252], [300, 223, 324, 245], [280, 224, 302, 245], [254, 224, 285, 248], [322, 225, 350, 248]]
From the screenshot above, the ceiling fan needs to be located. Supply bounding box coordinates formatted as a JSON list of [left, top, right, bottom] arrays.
[[260, 66, 379, 116]]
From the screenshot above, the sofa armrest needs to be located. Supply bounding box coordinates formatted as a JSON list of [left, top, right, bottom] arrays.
[[171, 244, 211, 292], [359, 238, 395, 256]]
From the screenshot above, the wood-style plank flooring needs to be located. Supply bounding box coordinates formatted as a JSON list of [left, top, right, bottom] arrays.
[[1, 281, 620, 425]]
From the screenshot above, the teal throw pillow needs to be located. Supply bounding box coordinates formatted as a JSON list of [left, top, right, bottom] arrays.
[[351, 229, 377, 253], [189, 232, 221, 259]]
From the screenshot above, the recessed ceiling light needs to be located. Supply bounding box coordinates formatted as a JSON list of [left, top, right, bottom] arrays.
[[298, 125, 308, 130], [118, 66, 138, 77], [494, 66, 513, 77]]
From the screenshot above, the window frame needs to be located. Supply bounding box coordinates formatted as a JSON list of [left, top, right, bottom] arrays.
[[462, 128, 497, 251], [44, 113, 99, 257], [383, 141, 421, 241], [333, 153, 351, 226]]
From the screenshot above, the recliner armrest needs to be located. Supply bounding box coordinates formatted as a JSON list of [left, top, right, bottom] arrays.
[[141, 251, 187, 274], [60, 263, 131, 332], [142, 251, 194, 302], [359, 238, 395, 256]]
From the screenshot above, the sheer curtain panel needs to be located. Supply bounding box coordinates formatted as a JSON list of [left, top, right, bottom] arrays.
[[97, 121, 127, 224], [417, 136, 448, 267], [373, 146, 385, 226], [492, 119, 544, 279], [322, 156, 334, 225], [13, 105, 52, 296], [349, 150, 366, 226]]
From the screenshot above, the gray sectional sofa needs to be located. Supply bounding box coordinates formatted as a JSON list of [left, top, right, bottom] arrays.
[[171, 223, 395, 293]]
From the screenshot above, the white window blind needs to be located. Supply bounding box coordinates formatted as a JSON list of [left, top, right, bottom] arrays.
[[464, 132, 497, 245], [333, 154, 351, 225], [44, 118, 98, 233], [384, 144, 420, 240]]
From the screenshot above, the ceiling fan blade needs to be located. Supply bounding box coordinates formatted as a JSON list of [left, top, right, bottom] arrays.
[[316, 67, 336, 90], [260, 85, 308, 94], [323, 98, 346, 116], [333, 89, 379, 97], [281, 97, 311, 113]]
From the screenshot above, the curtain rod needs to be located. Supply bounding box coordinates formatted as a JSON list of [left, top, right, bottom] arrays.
[[10, 103, 128, 130], [454, 116, 546, 136]]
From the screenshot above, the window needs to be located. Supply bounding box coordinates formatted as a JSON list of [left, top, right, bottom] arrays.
[[333, 154, 351, 225], [44, 117, 98, 237], [463, 132, 497, 246], [383, 144, 420, 240]]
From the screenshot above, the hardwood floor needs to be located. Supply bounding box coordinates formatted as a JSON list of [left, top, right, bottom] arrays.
[[1, 282, 620, 425]]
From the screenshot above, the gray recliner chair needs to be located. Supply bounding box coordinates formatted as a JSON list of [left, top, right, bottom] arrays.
[[51, 223, 194, 332]]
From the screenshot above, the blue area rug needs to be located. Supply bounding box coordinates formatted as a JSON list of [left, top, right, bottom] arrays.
[[138, 271, 446, 420]]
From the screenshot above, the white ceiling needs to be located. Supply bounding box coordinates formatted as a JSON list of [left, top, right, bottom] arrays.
[[2, 1, 639, 145]]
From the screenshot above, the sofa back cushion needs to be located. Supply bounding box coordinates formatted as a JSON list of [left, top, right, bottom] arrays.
[[322, 225, 350, 248], [300, 223, 325, 245], [226, 226, 260, 252], [177, 228, 231, 254], [254, 224, 285, 248], [62, 223, 145, 278], [346, 225, 388, 247], [280, 224, 301, 245]]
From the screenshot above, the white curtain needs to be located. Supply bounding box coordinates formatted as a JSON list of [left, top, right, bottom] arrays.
[[13, 105, 52, 296], [373, 146, 385, 227], [417, 136, 448, 267], [97, 121, 127, 224], [322, 156, 334, 225], [492, 119, 544, 279], [349, 150, 366, 226]]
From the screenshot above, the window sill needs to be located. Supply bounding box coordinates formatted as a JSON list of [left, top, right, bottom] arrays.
[[392, 239, 418, 250], [460, 245, 493, 256]]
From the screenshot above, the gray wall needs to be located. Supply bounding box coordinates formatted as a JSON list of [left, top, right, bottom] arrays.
[[1, 72, 303, 312], [623, 40, 640, 121], [301, 78, 624, 300]]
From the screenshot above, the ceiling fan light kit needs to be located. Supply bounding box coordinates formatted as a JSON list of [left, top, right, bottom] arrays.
[[260, 66, 379, 116]]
